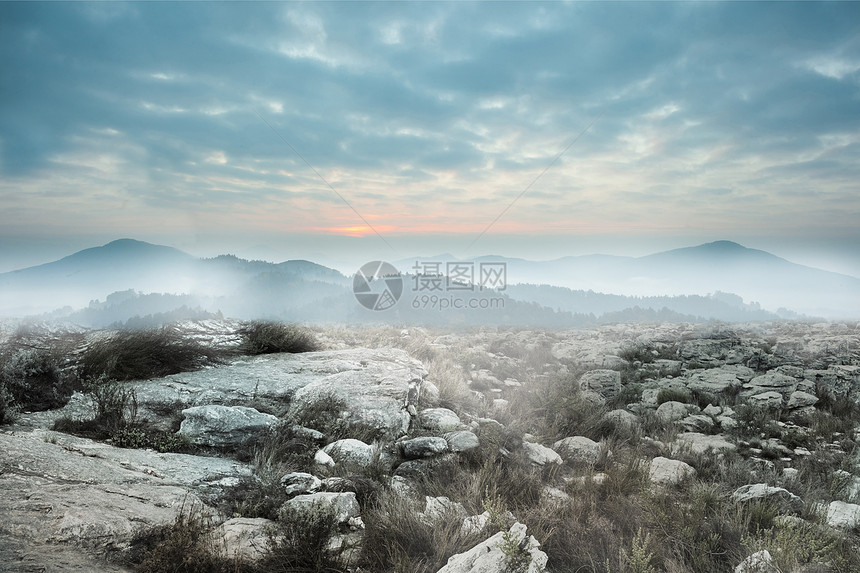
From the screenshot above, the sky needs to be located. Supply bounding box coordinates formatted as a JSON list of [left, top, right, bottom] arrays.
[[1, 1, 859, 277]]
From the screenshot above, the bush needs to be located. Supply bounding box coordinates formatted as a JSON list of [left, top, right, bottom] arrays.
[[0, 348, 76, 419], [78, 327, 227, 381], [656, 387, 694, 405], [128, 502, 244, 573], [262, 502, 346, 572], [237, 321, 319, 355], [360, 489, 485, 573], [111, 426, 189, 453]]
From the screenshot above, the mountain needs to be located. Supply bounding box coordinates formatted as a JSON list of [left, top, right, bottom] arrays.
[[0, 239, 349, 317], [2, 238, 858, 323], [401, 241, 860, 318]]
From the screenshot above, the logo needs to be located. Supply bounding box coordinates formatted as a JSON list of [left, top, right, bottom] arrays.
[[353, 261, 403, 311]]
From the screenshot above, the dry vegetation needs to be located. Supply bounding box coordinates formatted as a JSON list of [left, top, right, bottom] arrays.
[[2, 320, 860, 572]]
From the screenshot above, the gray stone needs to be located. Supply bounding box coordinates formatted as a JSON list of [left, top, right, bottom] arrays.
[[747, 391, 784, 409], [314, 449, 335, 467], [178, 405, 279, 447], [219, 517, 276, 562], [0, 429, 250, 561], [641, 388, 660, 406], [282, 492, 360, 524], [421, 496, 468, 524], [401, 437, 449, 459], [436, 522, 548, 573], [703, 404, 722, 417], [656, 401, 698, 423], [682, 414, 715, 432], [418, 408, 462, 432], [323, 439, 375, 467], [521, 441, 562, 466], [280, 472, 322, 496], [603, 409, 639, 431], [741, 373, 798, 399], [286, 348, 428, 439], [578, 369, 622, 399], [735, 550, 778, 573], [553, 436, 601, 465], [649, 457, 696, 486], [787, 391, 818, 409], [444, 430, 480, 453], [676, 432, 736, 455], [731, 484, 802, 511], [686, 369, 742, 395], [826, 500, 860, 530]]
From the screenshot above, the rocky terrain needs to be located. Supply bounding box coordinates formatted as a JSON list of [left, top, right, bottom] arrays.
[[1, 319, 860, 572]]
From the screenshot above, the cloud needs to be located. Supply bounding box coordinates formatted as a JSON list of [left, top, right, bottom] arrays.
[[1, 1, 859, 258]]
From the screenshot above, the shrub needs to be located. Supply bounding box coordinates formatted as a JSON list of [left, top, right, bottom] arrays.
[[262, 502, 346, 572], [291, 393, 380, 443], [359, 489, 484, 573], [84, 374, 138, 433], [78, 326, 226, 381], [0, 348, 76, 417], [619, 345, 656, 365], [236, 321, 319, 355], [731, 403, 782, 440], [219, 425, 319, 519], [110, 426, 189, 453], [128, 502, 243, 573], [743, 520, 860, 572], [656, 387, 693, 405]]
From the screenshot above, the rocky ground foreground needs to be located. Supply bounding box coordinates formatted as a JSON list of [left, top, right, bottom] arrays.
[[2, 320, 860, 572]]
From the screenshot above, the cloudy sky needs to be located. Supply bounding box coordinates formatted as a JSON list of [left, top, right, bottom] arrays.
[[1, 1, 859, 275]]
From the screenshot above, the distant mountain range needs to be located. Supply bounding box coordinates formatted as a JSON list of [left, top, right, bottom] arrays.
[[399, 240, 860, 319], [1, 238, 858, 325]]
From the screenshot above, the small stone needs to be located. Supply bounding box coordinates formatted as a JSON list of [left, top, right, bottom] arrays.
[[521, 441, 562, 466], [649, 457, 696, 486]]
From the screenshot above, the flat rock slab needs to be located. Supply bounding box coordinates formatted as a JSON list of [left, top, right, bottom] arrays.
[[0, 429, 251, 565], [130, 349, 427, 428]]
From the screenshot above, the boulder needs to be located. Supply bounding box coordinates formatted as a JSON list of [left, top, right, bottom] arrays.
[[553, 436, 601, 465], [682, 414, 715, 432], [686, 369, 743, 395], [421, 496, 469, 525], [603, 409, 639, 431], [286, 348, 429, 439], [323, 439, 375, 467], [731, 484, 802, 512], [747, 391, 784, 409], [521, 441, 562, 466], [436, 521, 548, 573], [401, 437, 449, 459], [128, 348, 426, 438], [178, 405, 279, 447], [418, 408, 463, 432], [656, 401, 698, 423], [282, 492, 360, 524], [826, 501, 860, 530], [741, 373, 798, 400], [0, 429, 250, 562], [578, 369, 622, 399], [219, 517, 276, 562], [649, 457, 696, 486], [280, 472, 322, 496], [734, 550, 778, 573], [444, 430, 480, 453], [675, 432, 736, 455], [787, 391, 818, 409]]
